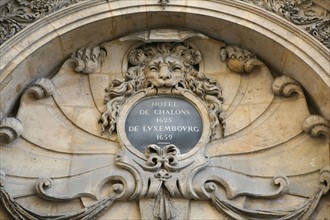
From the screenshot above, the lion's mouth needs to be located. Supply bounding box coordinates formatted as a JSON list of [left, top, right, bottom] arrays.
[[145, 79, 185, 88]]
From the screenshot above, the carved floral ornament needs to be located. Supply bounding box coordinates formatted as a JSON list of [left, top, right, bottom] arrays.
[[0, 32, 329, 220]]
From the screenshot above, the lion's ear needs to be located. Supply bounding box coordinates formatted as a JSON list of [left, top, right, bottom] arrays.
[[128, 49, 146, 65]]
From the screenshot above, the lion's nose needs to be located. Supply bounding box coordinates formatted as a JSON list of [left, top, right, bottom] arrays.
[[159, 66, 172, 80]]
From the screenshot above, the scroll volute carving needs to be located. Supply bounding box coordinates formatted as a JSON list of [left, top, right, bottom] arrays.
[[272, 75, 303, 97], [303, 115, 330, 138], [26, 78, 55, 99], [272, 75, 330, 138], [0, 117, 23, 145], [320, 166, 330, 194]]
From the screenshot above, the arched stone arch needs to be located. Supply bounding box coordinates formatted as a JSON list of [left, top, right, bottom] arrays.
[[1, 0, 329, 118]]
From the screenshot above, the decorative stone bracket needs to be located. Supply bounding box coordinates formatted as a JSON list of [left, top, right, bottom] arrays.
[[0, 117, 23, 145], [272, 75, 303, 97], [304, 115, 330, 138], [71, 46, 106, 74], [26, 78, 55, 99], [220, 45, 264, 73]]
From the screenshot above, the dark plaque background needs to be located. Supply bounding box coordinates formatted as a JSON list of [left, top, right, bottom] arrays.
[[125, 96, 203, 153]]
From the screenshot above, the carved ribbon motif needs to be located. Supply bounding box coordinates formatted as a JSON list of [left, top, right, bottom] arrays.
[[144, 144, 180, 174], [0, 117, 23, 144], [145, 144, 179, 219]]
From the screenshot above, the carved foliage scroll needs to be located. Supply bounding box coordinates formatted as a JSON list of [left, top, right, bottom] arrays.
[[241, 0, 330, 49], [0, 117, 23, 144], [0, 0, 87, 45]]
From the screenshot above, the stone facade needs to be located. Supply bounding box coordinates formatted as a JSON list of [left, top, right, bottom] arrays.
[[0, 1, 329, 219]]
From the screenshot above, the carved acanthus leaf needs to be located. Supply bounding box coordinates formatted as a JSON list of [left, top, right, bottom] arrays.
[[220, 45, 264, 73], [26, 78, 55, 98], [303, 115, 330, 138], [272, 75, 303, 97], [0, 117, 23, 145], [0, 0, 87, 45], [241, 0, 330, 49], [0, 18, 23, 45], [307, 19, 330, 48], [71, 46, 106, 74]]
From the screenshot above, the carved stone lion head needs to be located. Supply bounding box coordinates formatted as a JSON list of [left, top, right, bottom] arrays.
[[128, 43, 202, 89], [101, 42, 224, 139]]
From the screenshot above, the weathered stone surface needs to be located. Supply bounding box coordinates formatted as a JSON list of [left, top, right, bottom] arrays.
[[0, 1, 329, 219], [1, 34, 328, 219]]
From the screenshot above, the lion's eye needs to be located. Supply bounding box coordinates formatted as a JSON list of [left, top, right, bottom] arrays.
[[172, 65, 182, 72], [149, 66, 158, 71]]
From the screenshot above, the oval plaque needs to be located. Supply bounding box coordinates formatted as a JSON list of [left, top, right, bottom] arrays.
[[125, 96, 203, 153]]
